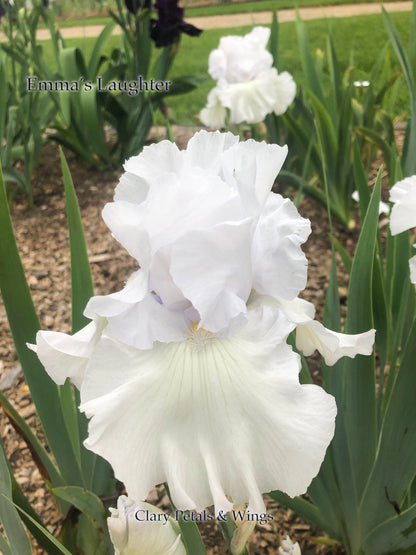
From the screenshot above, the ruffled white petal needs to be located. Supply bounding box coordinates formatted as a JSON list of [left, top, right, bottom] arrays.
[[108, 496, 185, 555], [80, 296, 336, 515], [94, 131, 305, 345], [114, 171, 150, 205], [208, 48, 227, 81], [275, 297, 375, 366], [219, 69, 279, 125], [389, 175, 416, 235], [102, 201, 151, 268], [104, 168, 243, 262], [169, 220, 253, 333], [274, 297, 316, 324], [272, 71, 296, 116], [85, 270, 148, 319], [122, 140, 184, 192], [252, 195, 311, 300], [199, 87, 227, 129], [28, 319, 104, 389], [296, 321, 375, 366], [86, 272, 191, 349], [185, 129, 239, 172], [210, 27, 273, 83], [220, 139, 288, 211]]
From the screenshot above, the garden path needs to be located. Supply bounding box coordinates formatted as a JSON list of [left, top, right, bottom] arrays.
[[0, 0, 412, 41]]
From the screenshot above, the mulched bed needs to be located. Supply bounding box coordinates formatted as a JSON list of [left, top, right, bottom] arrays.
[[0, 127, 370, 554]]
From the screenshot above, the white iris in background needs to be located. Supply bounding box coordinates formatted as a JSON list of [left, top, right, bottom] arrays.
[[200, 27, 296, 128], [389, 175, 416, 283], [279, 535, 302, 555], [31, 130, 374, 516], [108, 496, 186, 555]]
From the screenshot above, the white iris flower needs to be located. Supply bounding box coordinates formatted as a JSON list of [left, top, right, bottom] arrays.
[[200, 27, 296, 128], [108, 496, 186, 555], [279, 535, 302, 555], [389, 175, 416, 283], [30, 131, 374, 516]]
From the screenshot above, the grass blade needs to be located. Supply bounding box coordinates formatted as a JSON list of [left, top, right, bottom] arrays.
[[5, 497, 72, 555], [361, 319, 416, 535], [0, 161, 83, 485], [165, 485, 207, 555], [296, 14, 323, 102], [342, 170, 381, 500], [0, 441, 32, 555], [362, 502, 416, 553], [87, 21, 116, 77], [0, 391, 64, 488], [60, 150, 115, 495]]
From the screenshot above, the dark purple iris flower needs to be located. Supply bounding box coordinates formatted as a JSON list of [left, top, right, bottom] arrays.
[[150, 0, 202, 47]]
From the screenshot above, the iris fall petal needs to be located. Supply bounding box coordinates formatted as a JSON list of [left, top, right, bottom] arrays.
[[28, 319, 104, 389], [80, 296, 336, 515]]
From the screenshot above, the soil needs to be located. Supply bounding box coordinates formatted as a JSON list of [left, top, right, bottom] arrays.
[[0, 127, 369, 554]]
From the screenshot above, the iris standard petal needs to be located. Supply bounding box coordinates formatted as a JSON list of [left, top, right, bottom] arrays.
[[220, 139, 288, 211], [252, 195, 311, 300], [169, 220, 253, 333], [80, 297, 336, 515], [122, 140, 184, 190], [185, 129, 239, 172], [97, 131, 306, 344], [212, 27, 273, 83]]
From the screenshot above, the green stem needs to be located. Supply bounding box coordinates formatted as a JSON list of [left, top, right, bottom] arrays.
[[164, 485, 207, 555]]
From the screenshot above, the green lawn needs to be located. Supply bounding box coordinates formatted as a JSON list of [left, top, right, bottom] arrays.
[[43, 0, 410, 27], [184, 0, 406, 18], [167, 12, 410, 123], [36, 11, 411, 125]]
